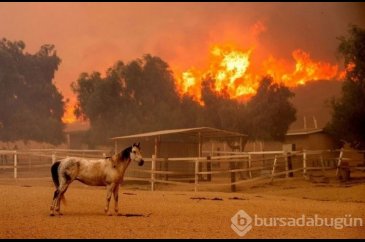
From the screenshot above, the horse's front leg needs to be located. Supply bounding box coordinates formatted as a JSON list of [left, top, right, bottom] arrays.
[[113, 183, 120, 215], [105, 183, 115, 216]]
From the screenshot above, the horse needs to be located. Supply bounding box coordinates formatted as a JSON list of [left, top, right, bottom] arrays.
[[49, 142, 144, 216]]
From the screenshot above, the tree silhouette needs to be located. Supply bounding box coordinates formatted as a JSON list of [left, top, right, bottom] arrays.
[[327, 25, 365, 149], [245, 76, 296, 141], [0, 39, 64, 144]]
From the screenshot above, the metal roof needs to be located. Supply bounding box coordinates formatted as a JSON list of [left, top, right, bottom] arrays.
[[111, 127, 247, 140]]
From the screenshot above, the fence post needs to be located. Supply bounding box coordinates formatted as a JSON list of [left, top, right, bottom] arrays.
[[285, 153, 289, 178], [230, 161, 236, 192], [151, 155, 156, 191], [320, 154, 325, 173], [195, 159, 199, 192], [270, 155, 277, 183], [164, 158, 168, 181], [207, 156, 211, 181], [14, 151, 18, 179], [14, 151, 17, 179], [248, 154, 252, 179], [303, 150, 307, 177], [336, 148, 343, 177], [287, 152, 294, 177], [52, 153, 56, 164]]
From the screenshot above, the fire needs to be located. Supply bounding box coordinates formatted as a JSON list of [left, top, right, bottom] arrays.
[[211, 46, 252, 95], [292, 49, 339, 83], [176, 46, 255, 101], [62, 103, 77, 124], [175, 45, 343, 103]]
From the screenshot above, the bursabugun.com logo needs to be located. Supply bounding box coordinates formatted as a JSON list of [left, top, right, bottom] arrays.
[[231, 209, 363, 237]]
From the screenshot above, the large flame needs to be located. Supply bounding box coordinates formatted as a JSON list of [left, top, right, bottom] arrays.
[[175, 45, 344, 103], [62, 102, 77, 124], [63, 34, 346, 123]]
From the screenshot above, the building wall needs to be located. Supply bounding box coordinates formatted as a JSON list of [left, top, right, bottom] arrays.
[[286, 132, 337, 151], [119, 137, 239, 181], [244, 132, 337, 152], [114, 138, 198, 158]]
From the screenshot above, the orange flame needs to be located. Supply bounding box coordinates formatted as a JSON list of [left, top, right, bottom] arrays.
[[175, 45, 344, 103], [62, 103, 77, 124]]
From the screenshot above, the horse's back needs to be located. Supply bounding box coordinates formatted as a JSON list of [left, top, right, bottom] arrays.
[[73, 158, 111, 186], [58, 157, 117, 186]]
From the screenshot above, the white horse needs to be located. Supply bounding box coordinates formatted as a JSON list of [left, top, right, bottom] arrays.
[[50, 143, 144, 216]]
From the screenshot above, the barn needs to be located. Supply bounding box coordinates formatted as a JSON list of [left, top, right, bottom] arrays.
[[110, 127, 248, 184], [245, 128, 338, 152]]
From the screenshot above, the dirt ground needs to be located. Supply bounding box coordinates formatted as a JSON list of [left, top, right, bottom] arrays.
[[0, 176, 364, 239]]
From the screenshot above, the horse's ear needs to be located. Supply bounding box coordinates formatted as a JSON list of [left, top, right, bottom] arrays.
[[137, 142, 140, 148]]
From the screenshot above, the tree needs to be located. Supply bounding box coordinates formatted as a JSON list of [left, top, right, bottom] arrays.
[[73, 55, 298, 145], [179, 94, 204, 128], [0, 38, 64, 144], [200, 77, 242, 131], [244, 76, 296, 141], [72, 55, 186, 145], [326, 25, 365, 149]]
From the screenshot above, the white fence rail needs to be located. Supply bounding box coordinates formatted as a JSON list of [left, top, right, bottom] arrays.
[[0, 148, 364, 192]]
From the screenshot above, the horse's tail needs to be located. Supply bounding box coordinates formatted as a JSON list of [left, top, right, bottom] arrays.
[[51, 161, 61, 188], [51, 161, 67, 206]]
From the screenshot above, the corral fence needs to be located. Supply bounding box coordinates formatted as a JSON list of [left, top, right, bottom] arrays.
[[0, 148, 364, 192], [0, 149, 107, 179]]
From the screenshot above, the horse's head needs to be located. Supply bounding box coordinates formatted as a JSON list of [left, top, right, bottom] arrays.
[[130, 142, 144, 166], [119, 142, 144, 166]]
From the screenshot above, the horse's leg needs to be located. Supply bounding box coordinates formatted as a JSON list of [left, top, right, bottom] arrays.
[[113, 184, 120, 215], [55, 181, 71, 215], [50, 189, 59, 216], [105, 183, 116, 216]]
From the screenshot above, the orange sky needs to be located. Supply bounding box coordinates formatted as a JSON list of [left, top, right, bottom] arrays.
[[0, 2, 364, 122]]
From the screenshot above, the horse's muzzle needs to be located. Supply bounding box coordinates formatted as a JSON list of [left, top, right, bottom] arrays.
[[138, 159, 144, 166]]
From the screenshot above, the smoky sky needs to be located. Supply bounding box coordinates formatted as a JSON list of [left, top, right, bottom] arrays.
[[0, 2, 364, 101]]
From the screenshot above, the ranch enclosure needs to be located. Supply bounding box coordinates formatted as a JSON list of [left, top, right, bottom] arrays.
[[1, 127, 364, 193], [0, 148, 365, 238], [1, 127, 365, 238]]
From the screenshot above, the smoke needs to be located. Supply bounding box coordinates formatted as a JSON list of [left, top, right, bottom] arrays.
[[0, 2, 364, 104]]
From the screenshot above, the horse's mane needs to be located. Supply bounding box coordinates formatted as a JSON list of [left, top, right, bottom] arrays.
[[121, 146, 132, 161]]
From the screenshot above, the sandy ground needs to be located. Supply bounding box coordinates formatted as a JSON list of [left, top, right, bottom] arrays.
[[0, 176, 364, 239]]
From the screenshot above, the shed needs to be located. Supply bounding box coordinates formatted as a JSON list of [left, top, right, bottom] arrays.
[[245, 128, 338, 152], [111, 127, 248, 158], [110, 127, 248, 182]]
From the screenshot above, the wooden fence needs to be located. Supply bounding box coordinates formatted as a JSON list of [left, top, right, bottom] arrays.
[[0, 148, 363, 192]]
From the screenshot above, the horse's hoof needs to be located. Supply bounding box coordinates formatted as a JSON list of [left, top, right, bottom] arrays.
[[50, 213, 55, 217], [107, 213, 113, 216], [58, 213, 63, 216]]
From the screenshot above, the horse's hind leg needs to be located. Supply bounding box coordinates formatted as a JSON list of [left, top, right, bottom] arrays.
[[50, 189, 59, 216], [55, 183, 70, 215], [105, 183, 116, 216], [113, 184, 120, 215]]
